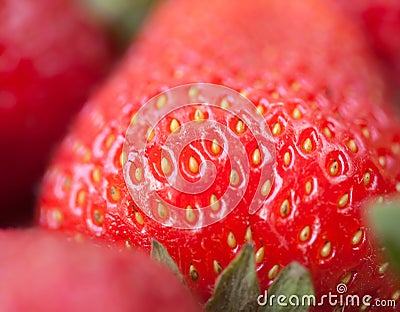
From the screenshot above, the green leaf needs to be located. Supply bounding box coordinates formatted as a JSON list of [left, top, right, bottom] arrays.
[[205, 244, 260, 312], [150, 239, 185, 284], [369, 201, 400, 275], [258, 262, 314, 312]]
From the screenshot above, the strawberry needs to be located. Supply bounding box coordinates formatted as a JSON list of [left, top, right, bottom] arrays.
[[38, 0, 400, 310], [0, 229, 199, 312], [334, 0, 400, 91], [0, 0, 114, 226]]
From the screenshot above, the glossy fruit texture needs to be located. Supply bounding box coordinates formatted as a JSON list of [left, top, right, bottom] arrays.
[[38, 0, 400, 310], [0, 229, 199, 312], [0, 0, 114, 226]]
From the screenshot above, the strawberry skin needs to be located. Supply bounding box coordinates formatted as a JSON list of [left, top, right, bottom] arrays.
[[0, 0, 114, 226], [0, 229, 199, 312], [38, 0, 400, 310]]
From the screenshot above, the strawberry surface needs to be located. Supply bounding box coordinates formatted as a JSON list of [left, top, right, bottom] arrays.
[[0, 229, 199, 312], [38, 0, 400, 310], [0, 0, 114, 226]]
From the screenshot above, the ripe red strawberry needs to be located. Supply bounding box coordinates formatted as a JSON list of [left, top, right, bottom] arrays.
[[0, 0, 114, 226], [38, 0, 400, 310], [0, 229, 199, 312]]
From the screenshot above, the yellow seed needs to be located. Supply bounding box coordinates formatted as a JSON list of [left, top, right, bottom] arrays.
[[125, 240, 133, 249], [156, 94, 167, 109], [261, 180, 272, 197], [363, 171, 371, 186], [323, 127, 332, 138], [230, 169, 240, 186], [292, 107, 302, 119], [134, 167, 143, 182], [51, 209, 63, 227], [391, 290, 400, 301], [378, 156, 386, 167], [283, 151, 291, 166], [302, 138, 313, 153], [299, 225, 311, 242], [235, 120, 245, 134], [378, 262, 389, 275], [213, 260, 223, 275], [211, 139, 221, 154], [396, 182, 400, 192], [93, 209, 104, 226], [169, 118, 180, 133], [256, 105, 265, 115], [157, 202, 168, 220], [362, 127, 370, 139], [351, 229, 363, 246], [220, 98, 230, 109], [174, 69, 184, 78], [210, 194, 220, 212], [189, 156, 199, 174], [347, 139, 357, 153], [272, 123, 282, 136], [109, 185, 120, 202], [320, 241, 332, 258], [83, 150, 91, 162], [190, 264, 199, 281], [146, 127, 155, 142], [120, 151, 127, 167], [338, 193, 349, 208], [291, 81, 301, 91], [76, 189, 86, 206], [105, 134, 115, 149], [186, 205, 196, 223], [392, 143, 400, 155], [91, 167, 101, 183], [268, 264, 280, 279], [341, 272, 352, 285], [271, 91, 279, 99], [188, 86, 199, 99], [194, 109, 205, 122], [130, 112, 138, 125], [280, 199, 290, 217], [252, 148, 261, 166], [239, 90, 249, 98], [328, 160, 339, 176], [227, 231, 237, 248], [245, 226, 252, 242], [255, 246, 265, 264], [134, 211, 144, 225], [161, 157, 172, 176], [305, 180, 312, 195]]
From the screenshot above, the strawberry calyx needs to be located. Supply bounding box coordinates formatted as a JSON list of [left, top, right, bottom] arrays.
[[151, 239, 315, 312]]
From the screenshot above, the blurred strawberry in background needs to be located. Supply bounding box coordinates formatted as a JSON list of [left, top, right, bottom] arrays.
[[335, 0, 400, 99], [0, 0, 116, 226]]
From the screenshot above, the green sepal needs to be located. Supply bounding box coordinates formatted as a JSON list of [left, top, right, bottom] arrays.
[[205, 244, 260, 312], [258, 262, 314, 312], [150, 239, 185, 284], [369, 201, 400, 275]]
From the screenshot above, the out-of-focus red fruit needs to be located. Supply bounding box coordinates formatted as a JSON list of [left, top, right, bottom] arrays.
[[0, 229, 199, 312], [0, 0, 114, 226], [335, 0, 400, 90]]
